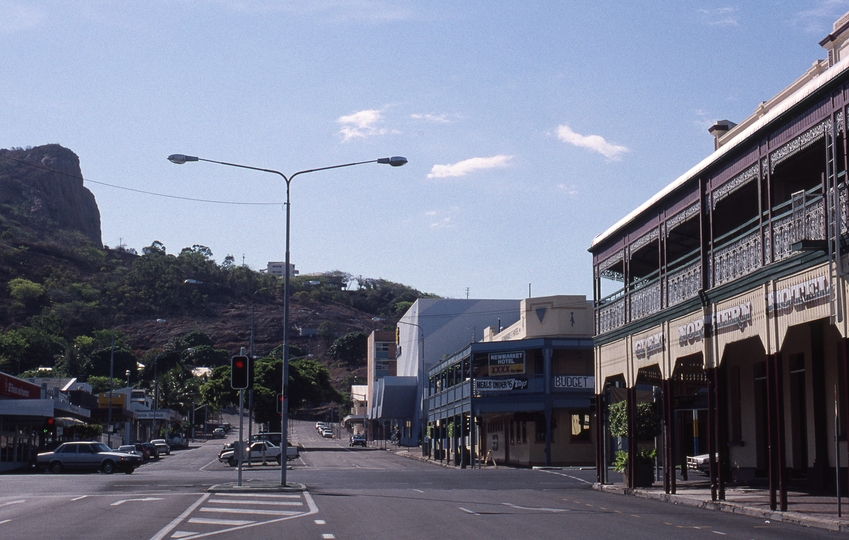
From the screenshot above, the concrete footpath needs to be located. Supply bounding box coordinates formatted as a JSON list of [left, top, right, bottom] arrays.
[[595, 478, 849, 534]]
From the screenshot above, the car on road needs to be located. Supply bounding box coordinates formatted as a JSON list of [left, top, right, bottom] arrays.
[[35, 441, 141, 474], [321, 428, 333, 438], [212, 427, 226, 439], [219, 441, 283, 466], [150, 439, 171, 455], [350, 434, 366, 447]]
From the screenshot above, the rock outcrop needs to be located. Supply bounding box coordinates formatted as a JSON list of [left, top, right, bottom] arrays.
[[0, 144, 102, 246]]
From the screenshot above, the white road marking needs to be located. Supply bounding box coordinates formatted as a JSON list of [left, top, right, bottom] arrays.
[[199, 507, 301, 517], [188, 518, 255, 526], [112, 497, 163, 506], [503, 502, 567, 513], [149, 493, 211, 540], [537, 469, 593, 484], [0, 500, 24, 508], [207, 499, 302, 506], [459, 507, 479, 515]]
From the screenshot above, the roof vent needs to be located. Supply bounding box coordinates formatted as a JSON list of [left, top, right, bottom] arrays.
[[708, 120, 737, 150]]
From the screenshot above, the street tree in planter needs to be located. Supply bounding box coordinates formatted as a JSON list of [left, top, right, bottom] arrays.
[[608, 400, 661, 487]]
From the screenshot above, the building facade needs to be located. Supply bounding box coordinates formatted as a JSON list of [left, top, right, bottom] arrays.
[[425, 295, 594, 467], [393, 298, 522, 447], [590, 12, 849, 508]]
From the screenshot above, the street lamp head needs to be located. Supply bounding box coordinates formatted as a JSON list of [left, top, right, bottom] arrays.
[[377, 156, 408, 167], [168, 154, 199, 164]]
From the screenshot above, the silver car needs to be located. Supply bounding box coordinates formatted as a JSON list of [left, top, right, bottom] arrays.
[[36, 442, 141, 474]]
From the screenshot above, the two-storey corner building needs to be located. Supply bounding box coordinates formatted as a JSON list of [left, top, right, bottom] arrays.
[[590, 11, 849, 508], [425, 295, 594, 468]]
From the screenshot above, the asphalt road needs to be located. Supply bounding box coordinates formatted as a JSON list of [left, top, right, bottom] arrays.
[[0, 420, 841, 540]]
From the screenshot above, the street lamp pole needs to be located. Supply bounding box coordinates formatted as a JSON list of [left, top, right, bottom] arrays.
[[168, 153, 407, 485]]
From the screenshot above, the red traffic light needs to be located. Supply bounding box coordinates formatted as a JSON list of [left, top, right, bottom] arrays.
[[46, 418, 55, 426], [230, 355, 251, 389]]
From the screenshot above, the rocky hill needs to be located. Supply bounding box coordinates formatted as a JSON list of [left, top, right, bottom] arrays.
[[0, 144, 430, 394], [0, 145, 102, 246]]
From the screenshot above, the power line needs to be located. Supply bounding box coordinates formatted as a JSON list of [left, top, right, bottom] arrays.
[[0, 154, 284, 206]]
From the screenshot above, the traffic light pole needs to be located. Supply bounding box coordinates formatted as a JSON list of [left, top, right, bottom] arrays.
[[237, 388, 244, 486]]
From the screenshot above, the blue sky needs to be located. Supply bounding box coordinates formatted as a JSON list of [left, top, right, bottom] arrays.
[[2, 1, 848, 300]]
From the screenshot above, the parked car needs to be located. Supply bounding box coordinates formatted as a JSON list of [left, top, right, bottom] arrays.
[[150, 439, 171, 456], [350, 434, 366, 447], [321, 429, 333, 438], [35, 441, 141, 474], [132, 443, 152, 461], [140, 442, 159, 459], [212, 427, 226, 439], [687, 454, 715, 473], [117, 445, 143, 460], [167, 433, 186, 449]]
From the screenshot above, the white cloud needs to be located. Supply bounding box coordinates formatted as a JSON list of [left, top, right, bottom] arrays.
[[555, 124, 630, 161], [425, 207, 459, 229], [557, 184, 579, 196], [794, 1, 849, 33], [427, 155, 513, 179], [337, 109, 393, 141], [0, 2, 45, 33], [697, 7, 740, 27], [411, 113, 451, 124]]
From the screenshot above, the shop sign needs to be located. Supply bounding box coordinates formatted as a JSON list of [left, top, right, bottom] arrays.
[[715, 301, 751, 332], [475, 378, 529, 392], [553, 375, 594, 389], [767, 275, 830, 315], [634, 331, 664, 358], [488, 352, 525, 375], [0, 373, 40, 399], [677, 317, 705, 346]]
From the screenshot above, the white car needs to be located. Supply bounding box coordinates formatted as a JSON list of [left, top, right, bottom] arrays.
[[219, 441, 286, 467]]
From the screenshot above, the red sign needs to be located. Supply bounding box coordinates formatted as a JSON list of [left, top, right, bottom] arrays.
[[0, 373, 41, 399]]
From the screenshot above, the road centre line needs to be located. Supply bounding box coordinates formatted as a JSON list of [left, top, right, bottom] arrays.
[[0, 500, 25, 508]]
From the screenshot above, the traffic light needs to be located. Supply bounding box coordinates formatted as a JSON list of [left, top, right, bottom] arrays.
[[43, 417, 55, 436], [230, 355, 251, 389], [276, 393, 284, 414]]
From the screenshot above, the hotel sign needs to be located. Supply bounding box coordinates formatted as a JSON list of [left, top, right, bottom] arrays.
[[488, 352, 525, 375], [767, 275, 830, 314], [634, 331, 664, 358]]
